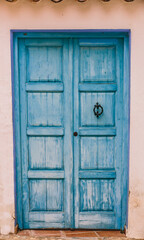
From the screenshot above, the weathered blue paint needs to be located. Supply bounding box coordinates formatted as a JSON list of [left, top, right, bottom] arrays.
[[10, 30, 17, 227], [12, 34, 24, 229], [73, 37, 125, 229], [121, 33, 130, 230], [12, 31, 130, 230], [11, 29, 130, 33], [17, 38, 73, 229]]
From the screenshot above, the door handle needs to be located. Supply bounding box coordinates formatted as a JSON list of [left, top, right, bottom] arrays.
[[73, 132, 78, 137], [93, 102, 103, 118]]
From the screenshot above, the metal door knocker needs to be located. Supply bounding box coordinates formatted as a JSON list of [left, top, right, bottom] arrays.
[[93, 102, 103, 118]]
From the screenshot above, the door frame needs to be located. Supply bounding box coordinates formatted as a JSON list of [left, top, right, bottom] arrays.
[[11, 30, 130, 231]]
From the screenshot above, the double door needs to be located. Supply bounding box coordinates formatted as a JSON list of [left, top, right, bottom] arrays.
[[18, 36, 124, 229]]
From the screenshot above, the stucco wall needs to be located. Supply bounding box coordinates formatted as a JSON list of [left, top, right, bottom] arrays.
[[0, 0, 144, 238]]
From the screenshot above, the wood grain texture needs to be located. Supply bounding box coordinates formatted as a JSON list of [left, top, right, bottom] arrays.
[[80, 46, 116, 82], [29, 137, 63, 169], [80, 137, 114, 169], [28, 92, 63, 127], [27, 45, 62, 82], [80, 179, 114, 211]]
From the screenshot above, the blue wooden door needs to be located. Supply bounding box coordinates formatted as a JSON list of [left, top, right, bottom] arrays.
[[19, 38, 73, 229], [18, 36, 125, 229], [73, 38, 123, 229]]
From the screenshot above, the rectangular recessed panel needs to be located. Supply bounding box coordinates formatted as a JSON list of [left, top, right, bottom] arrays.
[[28, 93, 63, 126], [29, 180, 64, 212], [80, 46, 116, 82], [80, 92, 115, 127], [80, 137, 115, 169], [47, 180, 63, 211], [80, 180, 114, 211], [27, 46, 62, 82], [29, 137, 63, 169]]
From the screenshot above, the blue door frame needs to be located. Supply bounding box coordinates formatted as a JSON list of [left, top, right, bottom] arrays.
[[11, 30, 130, 231]]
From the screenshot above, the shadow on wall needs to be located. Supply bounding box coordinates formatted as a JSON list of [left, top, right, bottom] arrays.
[[1, 0, 144, 18]]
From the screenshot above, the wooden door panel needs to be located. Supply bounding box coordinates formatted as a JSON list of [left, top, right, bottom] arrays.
[[80, 179, 114, 211], [74, 38, 123, 229], [19, 38, 73, 229], [80, 136, 115, 169], [29, 136, 63, 169], [80, 44, 116, 82], [80, 92, 115, 127], [28, 92, 63, 127], [26, 41, 63, 82], [29, 179, 64, 212]]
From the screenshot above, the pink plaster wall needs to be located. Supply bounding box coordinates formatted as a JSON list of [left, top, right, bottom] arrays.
[[0, 0, 144, 238]]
